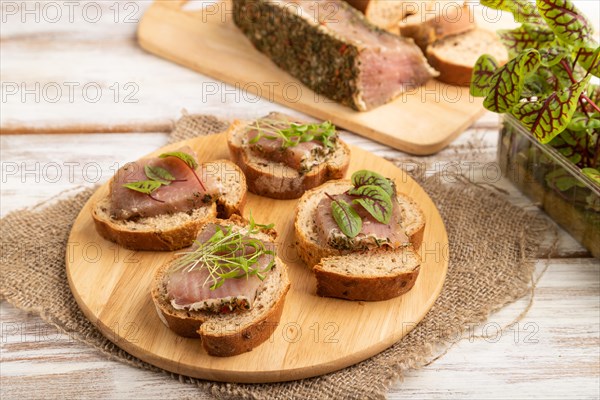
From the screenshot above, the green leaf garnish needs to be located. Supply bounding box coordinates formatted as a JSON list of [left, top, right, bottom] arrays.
[[497, 24, 555, 57], [159, 151, 205, 191], [248, 119, 337, 150], [576, 45, 600, 78], [481, 0, 544, 24], [248, 210, 275, 231], [484, 49, 541, 113], [538, 45, 570, 67], [328, 170, 398, 238], [159, 151, 199, 170], [122, 180, 163, 195], [567, 112, 600, 132], [512, 76, 591, 143], [536, 0, 595, 48], [582, 168, 600, 185], [472, 0, 600, 176], [349, 185, 393, 224], [545, 169, 585, 191], [471, 54, 500, 97], [144, 165, 176, 185], [350, 170, 394, 198], [170, 223, 275, 291], [330, 196, 362, 238]]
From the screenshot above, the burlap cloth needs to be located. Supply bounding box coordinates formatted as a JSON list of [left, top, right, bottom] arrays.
[[1, 114, 551, 399]]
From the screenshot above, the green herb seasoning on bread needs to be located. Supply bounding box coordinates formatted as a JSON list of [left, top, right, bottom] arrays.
[[227, 113, 350, 199], [295, 170, 425, 301], [151, 215, 290, 356], [92, 146, 247, 251]]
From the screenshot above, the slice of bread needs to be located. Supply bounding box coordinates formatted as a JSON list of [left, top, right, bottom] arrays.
[[399, 3, 476, 52], [426, 28, 508, 86], [227, 118, 351, 200], [151, 218, 290, 357], [345, 0, 424, 31], [314, 247, 421, 301], [294, 180, 425, 269], [92, 159, 247, 251]]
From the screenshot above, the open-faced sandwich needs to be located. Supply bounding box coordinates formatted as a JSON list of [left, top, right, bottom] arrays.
[[151, 215, 290, 357], [295, 170, 425, 301], [227, 113, 350, 199], [92, 146, 246, 251]]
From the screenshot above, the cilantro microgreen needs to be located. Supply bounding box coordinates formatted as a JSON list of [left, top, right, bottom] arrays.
[[248, 118, 337, 150], [170, 218, 276, 290]]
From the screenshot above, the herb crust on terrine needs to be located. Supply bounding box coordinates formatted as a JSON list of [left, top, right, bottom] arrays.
[[233, 0, 438, 111]]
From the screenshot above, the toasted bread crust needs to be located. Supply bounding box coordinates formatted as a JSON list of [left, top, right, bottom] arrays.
[[150, 258, 210, 338], [426, 29, 507, 87], [91, 160, 246, 251], [199, 281, 290, 356], [204, 159, 248, 218], [151, 216, 289, 356], [92, 203, 217, 252], [425, 51, 474, 86], [227, 119, 351, 200], [314, 264, 420, 301], [396, 193, 425, 251], [399, 4, 475, 52], [152, 259, 290, 355]]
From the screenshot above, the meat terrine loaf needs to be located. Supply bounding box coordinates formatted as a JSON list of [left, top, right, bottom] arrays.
[[233, 0, 438, 111]]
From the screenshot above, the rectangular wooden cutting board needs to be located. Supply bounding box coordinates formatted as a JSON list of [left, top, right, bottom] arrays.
[[138, 0, 487, 155]]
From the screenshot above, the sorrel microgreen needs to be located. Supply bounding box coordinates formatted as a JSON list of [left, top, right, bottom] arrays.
[[471, 0, 599, 185], [329, 170, 395, 238], [122, 151, 207, 202]]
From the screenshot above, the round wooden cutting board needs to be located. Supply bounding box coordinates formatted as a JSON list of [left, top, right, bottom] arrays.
[[66, 132, 448, 383]]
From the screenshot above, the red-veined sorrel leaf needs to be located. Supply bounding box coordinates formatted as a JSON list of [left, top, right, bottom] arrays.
[[159, 151, 199, 170], [470, 54, 499, 97], [348, 185, 393, 224], [545, 169, 585, 191], [330, 197, 362, 238], [538, 45, 570, 67], [536, 0, 595, 47], [582, 168, 600, 185], [350, 170, 394, 198], [511, 75, 591, 143], [144, 165, 176, 185], [576, 44, 600, 77], [484, 49, 541, 113], [567, 112, 600, 132], [482, 0, 543, 24], [123, 180, 163, 194], [498, 24, 554, 57]]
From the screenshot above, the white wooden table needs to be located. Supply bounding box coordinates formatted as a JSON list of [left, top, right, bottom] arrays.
[[1, 2, 599, 398]]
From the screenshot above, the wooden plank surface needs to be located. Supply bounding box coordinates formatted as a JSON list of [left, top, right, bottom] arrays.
[[1, 0, 599, 398], [2, 121, 598, 398]]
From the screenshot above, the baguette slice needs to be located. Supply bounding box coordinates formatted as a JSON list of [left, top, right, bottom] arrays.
[[92, 159, 247, 251], [227, 117, 351, 200], [399, 3, 476, 52], [426, 28, 508, 87], [295, 180, 425, 269], [151, 218, 290, 356], [314, 247, 421, 301]]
